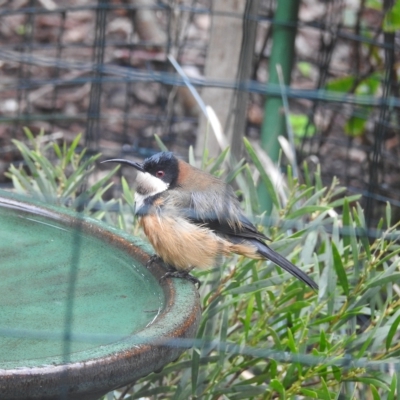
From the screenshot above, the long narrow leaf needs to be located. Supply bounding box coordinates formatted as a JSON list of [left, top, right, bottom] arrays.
[[332, 242, 349, 296], [154, 134, 169, 151], [243, 137, 280, 209]]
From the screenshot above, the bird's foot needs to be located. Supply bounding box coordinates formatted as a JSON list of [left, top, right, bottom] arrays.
[[146, 254, 162, 268], [160, 270, 201, 288]]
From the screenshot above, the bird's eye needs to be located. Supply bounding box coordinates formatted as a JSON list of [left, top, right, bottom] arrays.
[[156, 170, 165, 178]]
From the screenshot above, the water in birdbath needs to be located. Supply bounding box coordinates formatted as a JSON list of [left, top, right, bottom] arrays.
[[0, 202, 164, 368]]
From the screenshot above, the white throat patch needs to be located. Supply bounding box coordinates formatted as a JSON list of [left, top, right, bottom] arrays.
[[134, 171, 169, 211]]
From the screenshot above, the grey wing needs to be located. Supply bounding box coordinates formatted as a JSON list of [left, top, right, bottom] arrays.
[[166, 186, 318, 290], [167, 184, 269, 243]]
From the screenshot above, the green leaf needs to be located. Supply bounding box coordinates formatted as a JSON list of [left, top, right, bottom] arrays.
[[129, 386, 175, 398], [154, 134, 169, 151], [9, 168, 37, 196], [328, 194, 361, 208], [30, 152, 57, 190], [266, 328, 283, 350], [63, 157, 98, 198], [386, 201, 392, 228], [370, 384, 381, 400], [386, 314, 400, 351], [201, 146, 208, 170], [286, 164, 294, 188], [219, 308, 229, 359], [300, 230, 318, 266], [23, 126, 35, 140], [344, 114, 367, 137], [226, 277, 284, 295], [209, 147, 230, 175], [191, 346, 200, 395], [12, 140, 37, 176], [353, 204, 371, 260], [86, 182, 114, 212], [287, 186, 315, 210], [300, 388, 318, 398], [286, 328, 297, 354], [121, 176, 134, 205], [289, 114, 316, 139], [342, 198, 351, 262], [332, 241, 349, 296], [303, 161, 312, 188], [242, 165, 259, 215], [215, 385, 268, 398], [225, 159, 245, 183], [331, 365, 341, 381], [319, 330, 328, 352], [366, 0, 381, 10], [286, 205, 330, 220], [117, 211, 126, 231], [318, 377, 332, 400], [326, 76, 355, 92], [276, 301, 311, 315], [297, 61, 312, 77], [388, 372, 397, 400], [269, 379, 286, 399], [276, 287, 304, 307], [300, 187, 327, 208], [383, 0, 400, 32], [347, 377, 389, 391], [9, 174, 27, 195], [65, 133, 81, 165], [53, 142, 62, 159], [367, 272, 400, 289], [243, 137, 279, 209]]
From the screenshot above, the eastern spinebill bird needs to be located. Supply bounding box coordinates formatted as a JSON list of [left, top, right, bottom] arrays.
[[102, 152, 318, 290]]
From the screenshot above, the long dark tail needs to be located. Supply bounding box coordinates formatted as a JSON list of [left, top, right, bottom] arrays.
[[254, 241, 318, 290]]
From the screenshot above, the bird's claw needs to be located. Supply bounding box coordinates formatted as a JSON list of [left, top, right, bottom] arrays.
[[147, 256, 201, 287], [160, 270, 201, 288], [146, 254, 162, 268]]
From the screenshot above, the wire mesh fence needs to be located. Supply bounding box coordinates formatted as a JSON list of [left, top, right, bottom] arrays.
[[1, 1, 400, 398], [1, 0, 399, 228]]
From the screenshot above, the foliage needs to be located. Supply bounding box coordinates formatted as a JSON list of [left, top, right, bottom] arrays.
[[5, 128, 119, 219], [107, 141, 400, 399], [325, 74, 381, 137], [383, 0, 400, 32], [289, 114, 316, 143], [322, 0, 398, 139], [7, 132, 400, 399]]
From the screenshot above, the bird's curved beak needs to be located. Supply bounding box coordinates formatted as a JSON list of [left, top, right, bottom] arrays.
[[101, 158, 144, 172]]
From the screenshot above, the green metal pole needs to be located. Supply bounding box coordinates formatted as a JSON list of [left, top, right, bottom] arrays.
[[258, 0, 300, 214]]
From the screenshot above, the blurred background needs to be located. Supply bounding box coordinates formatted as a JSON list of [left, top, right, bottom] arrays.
[[0, 0, 399, 228]]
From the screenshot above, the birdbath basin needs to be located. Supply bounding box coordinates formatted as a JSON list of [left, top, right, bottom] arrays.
[[0, 191, 201, 400]]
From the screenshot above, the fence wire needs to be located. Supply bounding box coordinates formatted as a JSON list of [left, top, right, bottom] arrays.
[[0, 2, 400, 397], [1, 1, 399, 228]]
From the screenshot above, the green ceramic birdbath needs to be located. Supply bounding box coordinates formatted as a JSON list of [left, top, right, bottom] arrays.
[[0, 190, 201, 400]]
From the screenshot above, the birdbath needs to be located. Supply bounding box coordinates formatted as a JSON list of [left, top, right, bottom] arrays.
[[0, 191, 201, 400]]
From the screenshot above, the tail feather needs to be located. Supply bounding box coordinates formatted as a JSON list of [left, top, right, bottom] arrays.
[[254, 241, 318, 290]]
